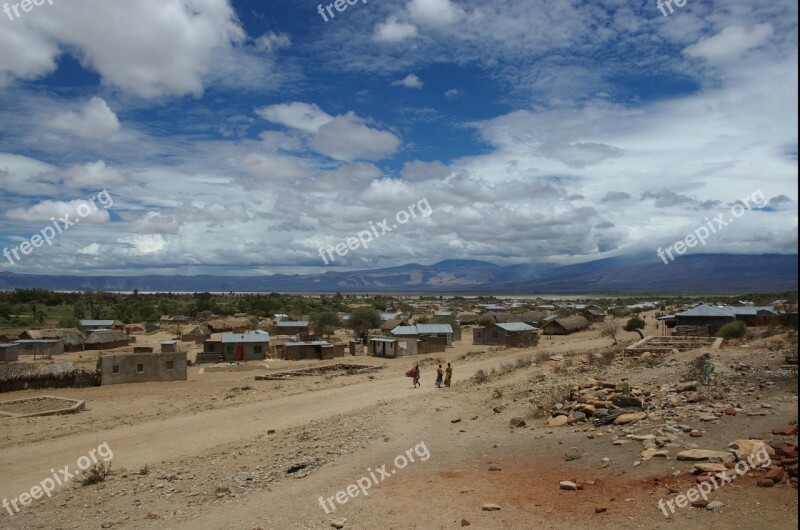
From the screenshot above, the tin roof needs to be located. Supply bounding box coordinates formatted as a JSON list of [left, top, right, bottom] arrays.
[[221, 332, 270, 343], [495, 322, 537, 332], [415, 323, 453, 334], [79, 320, 118, 326], [676, 305, 735, 318], [391, 326, 418, 335], [276, 321, 309, 327], [285, 341, 332, 347]]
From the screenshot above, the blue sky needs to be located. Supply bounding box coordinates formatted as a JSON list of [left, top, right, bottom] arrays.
[[0, 0, 797, 276]]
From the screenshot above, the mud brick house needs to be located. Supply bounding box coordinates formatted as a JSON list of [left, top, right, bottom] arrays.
[[199, 332, 270, 363], [280, 341, 345, 361], [541, 315, 590, 336], [14, 339, 65, 358], [0, 343, 20, 362], [19, 328, 84, 352], [84, 330, 131, 350], [98, 352, 187, 385], [273, 320, 311, 337], [473, 322, 540, 347], [368, 336, 419, 358], [79, 320, 124, 332]]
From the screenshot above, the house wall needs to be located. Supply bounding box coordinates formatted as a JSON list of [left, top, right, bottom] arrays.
[[85, 340, 129, 351], [418, 337, 446, 354], [17, 341, 65, 356], [675, 316, 734, 335], [0, 344, 20, 362], [220, 342, 268, 362], [99, 352, 187, 385], [369, 339, 398, 358]]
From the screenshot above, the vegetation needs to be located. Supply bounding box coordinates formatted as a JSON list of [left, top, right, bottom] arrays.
[[347, 307, 382, 337], [716, 320, 747, 339], [311, 311, 342, 338], [600, 318, 620, 345], [624, 317, 646, 339]]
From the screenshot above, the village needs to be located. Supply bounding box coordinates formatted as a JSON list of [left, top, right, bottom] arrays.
[[0, 291, 797, 529]]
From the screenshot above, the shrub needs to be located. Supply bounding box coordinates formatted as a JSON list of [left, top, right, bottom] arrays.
[[473, 369, 489, 384], [79, 462, 111, 486], [716, 321, 746, 339]]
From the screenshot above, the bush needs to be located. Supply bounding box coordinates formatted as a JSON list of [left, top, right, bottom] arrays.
[[716, 321, 746, 339], [473, 369, 489, 384], [79, 462, 111, 486]]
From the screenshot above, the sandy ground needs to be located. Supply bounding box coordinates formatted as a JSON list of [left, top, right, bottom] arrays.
[[1, 313, 797, 529]]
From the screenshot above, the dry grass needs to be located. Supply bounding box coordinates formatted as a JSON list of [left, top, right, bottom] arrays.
[[79, 462, 112, 486]]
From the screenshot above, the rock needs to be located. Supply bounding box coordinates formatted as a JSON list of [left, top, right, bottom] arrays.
[[451, 418, 462, 423], [510, 417, 526, 428], [693, 463, 727, 473], [613, 412, 647, 425], [548, 415, 569, 427], [330, 518, 347, 528], [699, 414, 719, 422], [559, 481, 578, 491], [612, 440, 628, 446], [729, 440, 776, 461], [570, 411, 587, 423], [550, 355, 564, 361], [756, 478, 775, 487], [595, 506, 607, 514], [690, 430, 704, 438], [611, 395, 642, 409], [706, 501, 725, 510], [267, 429, 276, 435], [676, 382, 698, 392], [772, 425, 799, 436], [488, 465, 502, 472], [724, 407, 737, 416], [630, 434, 656, 442], [101, 524, 113, 529], [461, 519, 471, 526], [691, 499, 708, 508], [145, 513, 160, 520], [765, 467, 785, 482], [677, 449, 733, 462], [493, 406, 504, 414], [482, 503, 501, 511]]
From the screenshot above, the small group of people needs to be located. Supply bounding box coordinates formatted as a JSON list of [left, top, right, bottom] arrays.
[[407, 362, 452, 388]]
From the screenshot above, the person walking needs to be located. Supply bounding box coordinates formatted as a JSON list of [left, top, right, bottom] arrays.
[[435, 364, 444, 388], [444, 362, 452, 387], [411, 363, 420, 388]]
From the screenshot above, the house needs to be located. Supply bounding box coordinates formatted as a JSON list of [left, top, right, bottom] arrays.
[[199, 332, 270, 363], [0, 343, 20, 362], [98, 352, 187, 385], [415, 324, 455, 346], [79, 320, 124, 332], [456, 313, 481, 325], [727, 306, 782, 327], [84, 330, 131, 350], [541, 315, 590, 336], [206, 317, 253, 333], [674, 305, 735, 336], [19, 328, 84, 352], [368, 336, 419, 358], [581, 309, 606, 323], [473, 322, 539, 347], [380, 319, 408, 336], [280, 341, 345, 361], [160, 340, 180, 353], [273, 320, 311, 337], [14, 339, 65, 358], [182, 324, 211, 343]]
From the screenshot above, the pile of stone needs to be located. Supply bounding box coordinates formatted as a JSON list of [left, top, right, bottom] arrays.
[[546, 378, 653, 427]]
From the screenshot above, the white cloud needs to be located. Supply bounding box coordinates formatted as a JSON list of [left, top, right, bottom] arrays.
[[240, 153, 310, 181], [444, 88, 463, 98], [255, 32, 291, 52], [64, 160, 125, 188], [393, 74, 424, 89], [407, 0, 463, 25], [6, 199, 111, 224], [256, 102, 333, 133], [310, 114, 401, 161], [50, 97, 120, 141], [374, 18, 418, 42], [685, 24, 774, 62]]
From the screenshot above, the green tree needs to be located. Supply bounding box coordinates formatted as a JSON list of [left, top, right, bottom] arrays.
[[477, 316, 495, 327], [624, 317, 646, 339], [347, 307, 382, 338], [311, 311, 342, 339]]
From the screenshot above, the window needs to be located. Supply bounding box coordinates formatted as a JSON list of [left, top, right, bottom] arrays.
[[226, 345, 234, 354], [165, 360, 175, 370], [112, 365, 120, 374], [136, 363, 144, 373], [254, 345, 262, 354]]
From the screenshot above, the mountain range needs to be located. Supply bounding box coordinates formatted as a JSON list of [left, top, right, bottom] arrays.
[[0, 254, 796, 294]]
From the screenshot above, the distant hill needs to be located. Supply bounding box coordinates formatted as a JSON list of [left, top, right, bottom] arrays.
[[0, 254, 796, 294]]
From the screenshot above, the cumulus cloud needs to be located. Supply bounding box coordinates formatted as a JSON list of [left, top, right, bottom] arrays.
[[407, 0, 463, 25], [685, 24, 774, 63], [600, 191, 632, 203], [402, 160, 451, 181], [50, 97, 120, 141], [64, 160, 125, 188], [255, 32, 291, 52], [127, 212, 180, 235], [393, 74, 424, 89], [310, 114, 401, 161], [6, 199, 111, 224], [256, 102, 333, 133], [373, 18, 418, 42], [240, 153, 310, 181]]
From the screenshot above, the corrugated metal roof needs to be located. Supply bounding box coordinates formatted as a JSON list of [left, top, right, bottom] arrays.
[[79, 320, 117, 326], [221, 333, 270, 343], [276, 321, 309, 327], [726, 306, 778, 316], [391, 326, 418, 335], [285, 341, 332, 347], [496, 322, 537, 332], [369, 337, 397, 343], [416, 324, 453, 334], [160, 340, 178, 344], [676, 305, 735, 317]]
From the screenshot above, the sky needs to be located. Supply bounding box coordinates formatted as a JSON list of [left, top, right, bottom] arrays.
[[0, 0, 797, 277]]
